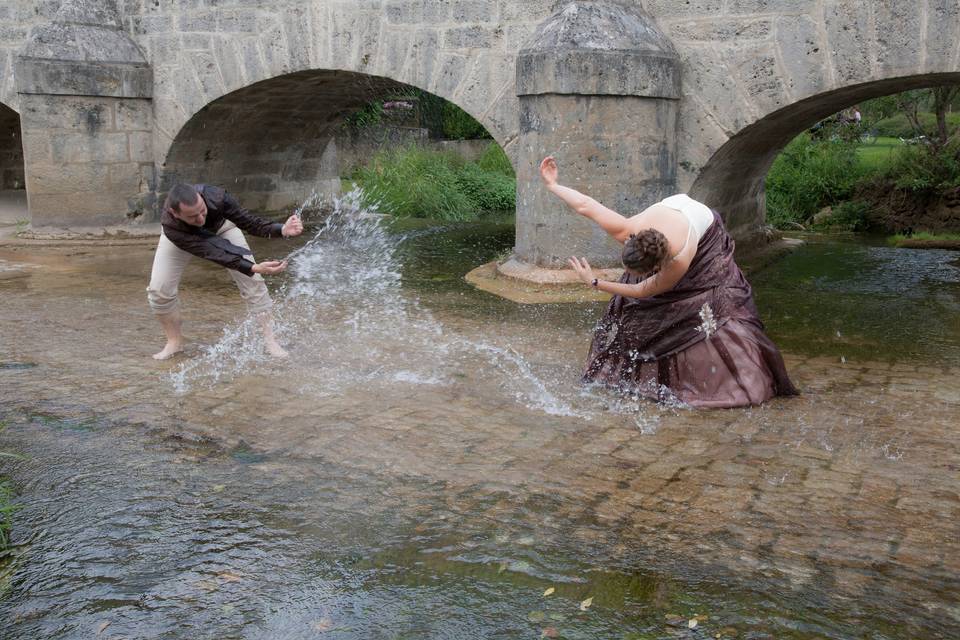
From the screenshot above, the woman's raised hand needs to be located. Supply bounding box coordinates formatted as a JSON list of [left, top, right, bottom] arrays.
[[567, 256, 595, 285], [539, 156, 559, 187]]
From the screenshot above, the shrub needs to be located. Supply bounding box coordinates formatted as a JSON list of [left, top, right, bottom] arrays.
[[353, 145, 516, 220], [814, 200, 871, 231], [880, 139, 960, 193], [354, 146, 476, 221], [456, 163, 516, 212], [476, 142, 515, 176], [765, 133, 865, 227]]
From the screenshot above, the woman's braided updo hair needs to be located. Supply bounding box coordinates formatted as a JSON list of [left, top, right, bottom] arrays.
[[621, 229, 669, 274]]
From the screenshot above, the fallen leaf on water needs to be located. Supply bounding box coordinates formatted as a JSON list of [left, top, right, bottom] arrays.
[[97, 621, 111, 635], [548, 613, 567, 622], [313, 617, 335, 632], [688, 618, 698, 629], [193, 579, 219, 592], [497, 561, 508, 574], [543, 587, 555, 596], [218, 571, 242, 583], [528, 611, 546, 623], [541, 627, 560, 638], [211, 484, 226, 493], [579, 596, 593, 611]]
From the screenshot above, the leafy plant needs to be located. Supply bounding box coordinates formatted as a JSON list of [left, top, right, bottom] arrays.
[[881, 138, 960, 193], [353, 145, 516, 220], [765, 133, 865, 228]]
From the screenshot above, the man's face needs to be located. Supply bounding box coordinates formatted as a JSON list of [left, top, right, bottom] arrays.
[[175, 194, 207, 227]]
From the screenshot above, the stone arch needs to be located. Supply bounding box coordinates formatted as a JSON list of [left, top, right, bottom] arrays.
[[159, 68, 513, 213], [688, 73, 960, 241], [0, 101, 27, 223]]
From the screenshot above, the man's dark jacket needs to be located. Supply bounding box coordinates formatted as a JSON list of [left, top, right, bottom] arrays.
[[160, 184, 284, 277]]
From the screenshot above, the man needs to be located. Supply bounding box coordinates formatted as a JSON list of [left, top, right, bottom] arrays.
[[146, 183, 304, 360]]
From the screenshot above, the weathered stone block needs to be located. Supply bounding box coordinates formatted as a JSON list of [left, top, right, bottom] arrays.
[[726, 0, 816, 14], [115, 100, 152, 132], [720, 43, 788, 116], [925, 0, 960, 71], [429, 53, 469, 99], [499, 0, 560, 24], [21, 96, 116, 134], [775, 15, 828, 100], [51, 131, 129, 163], [131, 15, 173, 36], [129, 131, 153, 162], [874, 2, 923, 75], [669, 18, 772, 42], [385, 0, 424, 24], [28, 191, 131, 226], [178, 12, 218, 33], [218, 9, 259, 34], [17, 58, 153, 99], [29, 162, 109, 194], [644, 0, 722, 18], [188, 50, 226, 100], [108, 162, 146, 192], [452, 0, 498, 23], [444, 25, 502, 49], [823, 0, 874, 85], [20, 131, 52, 164]]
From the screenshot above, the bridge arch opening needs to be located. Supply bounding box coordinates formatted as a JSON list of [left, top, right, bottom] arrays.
[[689, 73, 960, 243], [0, 102, 27, 227], [160, 69, 514, 219]]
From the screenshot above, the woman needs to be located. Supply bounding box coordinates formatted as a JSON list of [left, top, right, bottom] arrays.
[[540, 156, 797, 408]]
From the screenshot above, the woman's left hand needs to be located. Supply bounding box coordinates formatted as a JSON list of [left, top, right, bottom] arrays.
[[567, 256, 595, 285], [282, 215, 304, 238]]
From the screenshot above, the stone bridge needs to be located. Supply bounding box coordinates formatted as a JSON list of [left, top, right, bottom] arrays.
[[1, 0, 959, 269]]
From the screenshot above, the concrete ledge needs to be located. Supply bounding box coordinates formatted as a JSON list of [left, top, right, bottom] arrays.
[[465, 258, 620, 304], [0, 223, 161, 246]]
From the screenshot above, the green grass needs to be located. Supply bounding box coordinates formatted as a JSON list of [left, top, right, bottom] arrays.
[[888, 231, 960, 245], [855, 137, 900, 172]]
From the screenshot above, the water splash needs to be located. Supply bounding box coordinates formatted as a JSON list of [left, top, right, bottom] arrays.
[[168, 188, 680, 421]]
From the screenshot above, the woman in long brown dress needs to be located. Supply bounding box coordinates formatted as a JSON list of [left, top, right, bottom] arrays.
[[540, 156, 798, 408]]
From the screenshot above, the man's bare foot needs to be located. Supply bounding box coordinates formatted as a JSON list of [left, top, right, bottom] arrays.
[[152, 341, 184, 360], [265, 340, 289, 358]]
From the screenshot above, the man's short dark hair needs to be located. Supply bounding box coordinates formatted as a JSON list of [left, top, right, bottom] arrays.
[[164, 183, 199, 213]]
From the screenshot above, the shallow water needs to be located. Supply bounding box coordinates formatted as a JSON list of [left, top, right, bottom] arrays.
[[0, 206, 958, 639]]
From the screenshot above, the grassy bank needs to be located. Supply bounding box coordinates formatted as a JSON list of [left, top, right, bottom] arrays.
[[767, 129, 960, 233], [888, 231, 960, 248], [348, 143, 515, 221]]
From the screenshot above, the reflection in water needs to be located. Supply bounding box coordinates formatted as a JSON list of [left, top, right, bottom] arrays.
[[0, 411, 926, 640]]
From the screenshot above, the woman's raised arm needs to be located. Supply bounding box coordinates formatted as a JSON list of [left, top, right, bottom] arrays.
[[540, 157, 630, 243]]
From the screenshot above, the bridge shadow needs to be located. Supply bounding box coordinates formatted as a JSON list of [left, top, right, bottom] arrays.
[[0, 102, 26, 228]]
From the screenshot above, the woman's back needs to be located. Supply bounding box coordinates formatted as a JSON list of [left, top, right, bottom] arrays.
[[627, 193, 713, 258]]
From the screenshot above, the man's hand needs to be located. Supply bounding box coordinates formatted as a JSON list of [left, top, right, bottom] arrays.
[[251, 260, 288, 276], [567, 256, 595, 285], [281, 215, 304, 238], [539, 156, 559, 187]]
